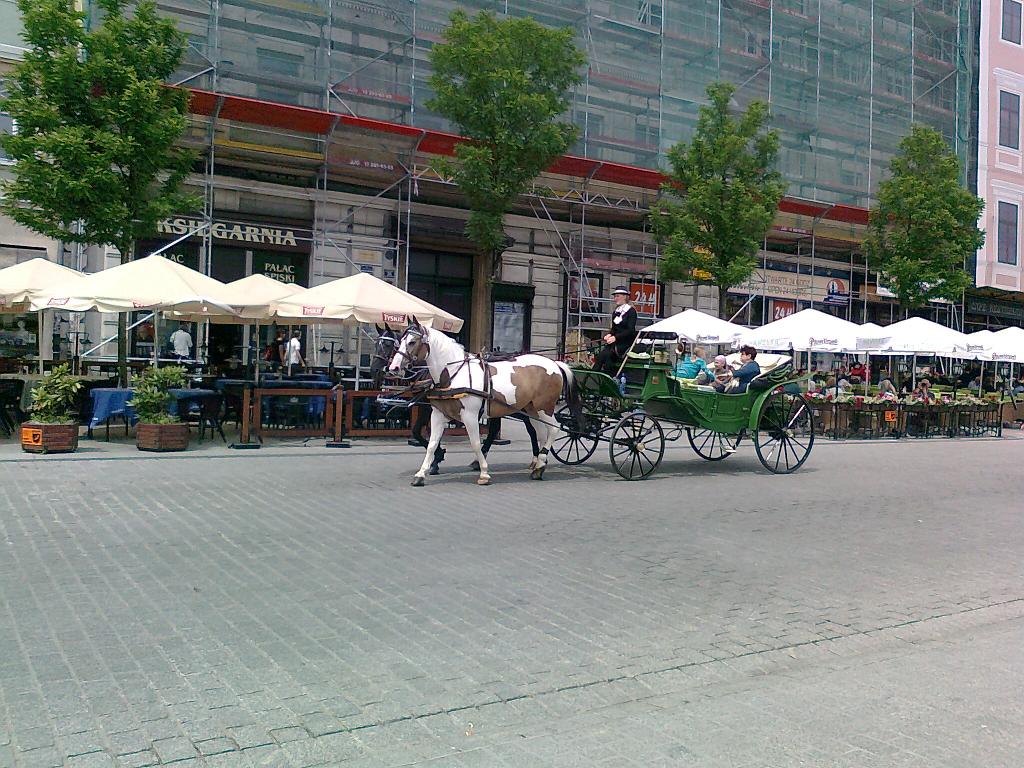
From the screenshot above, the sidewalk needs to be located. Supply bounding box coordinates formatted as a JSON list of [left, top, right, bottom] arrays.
[[1, 416, 1017, 463]]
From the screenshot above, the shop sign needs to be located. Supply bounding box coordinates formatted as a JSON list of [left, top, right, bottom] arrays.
[[771, 299, 796, 320], [157, 217, 299, 247], [967, 298, 1024, 321], [730, 269, 849, 305], [256, 254, 303, 285], [359, 265, 375, 274], [690, 268, 714, 282], [629, 280, 660, 314]]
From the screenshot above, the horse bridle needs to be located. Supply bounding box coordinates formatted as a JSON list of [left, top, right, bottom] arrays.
[[390, 326, 430, 371]]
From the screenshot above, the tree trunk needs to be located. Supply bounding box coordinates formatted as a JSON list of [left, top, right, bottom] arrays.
[[469, 250, 493, 353], [117, 241, 135, 386], [717, 285, 729, 320]]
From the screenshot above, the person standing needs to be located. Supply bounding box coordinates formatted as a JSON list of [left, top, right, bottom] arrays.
[[285, 330, 305, 376], [593, 286, 638, 375], [169, 326, 193, 361], [273, 330, 288, 371]]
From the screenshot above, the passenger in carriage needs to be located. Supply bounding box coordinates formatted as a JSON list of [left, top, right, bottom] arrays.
[[731, 345, 761, 394], [674, 344, 711, 381], [710, 355, 734, 392]]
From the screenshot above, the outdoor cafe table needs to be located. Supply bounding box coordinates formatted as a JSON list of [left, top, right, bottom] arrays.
[[215, 378, 333, 422], [88, 387, 219, 437]]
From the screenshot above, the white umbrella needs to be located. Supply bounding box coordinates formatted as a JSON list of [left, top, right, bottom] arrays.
[[170, 274, 303, 324], [0, 258, 84, 311], [856, 316, 969, 357], [272, 272, 463, 332], [639, 309, 745, 345], [991, 327, 1024, 362], [30, 254, 236, 315], [740, 308, 861, 352]]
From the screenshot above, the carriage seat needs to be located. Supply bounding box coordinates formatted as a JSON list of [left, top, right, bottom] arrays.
[[724, 352, 792, 379]]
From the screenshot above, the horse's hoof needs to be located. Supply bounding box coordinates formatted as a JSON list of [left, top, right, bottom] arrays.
[[531, 467, 546, 481], [411, 477, 425, 487], [477, 477, 491, 486], [469, 460, 480, 471], [429, 465, 440, 476]]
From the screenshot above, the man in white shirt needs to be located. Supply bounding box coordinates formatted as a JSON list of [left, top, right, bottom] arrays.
[[286, 330, 305, 375], [169, 327, 193, 360]]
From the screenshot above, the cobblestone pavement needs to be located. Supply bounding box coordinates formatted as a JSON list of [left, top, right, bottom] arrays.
[[1, 436, 1023, 767]]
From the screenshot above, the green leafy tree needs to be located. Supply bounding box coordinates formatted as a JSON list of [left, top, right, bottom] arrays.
[[427, 10, 584, 348], [864, 124, 984, 310], [650, 82, 785, 319], [2, 0, 199, 382]]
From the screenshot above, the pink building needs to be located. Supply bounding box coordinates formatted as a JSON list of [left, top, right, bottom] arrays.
[[977, 0, 1024, 292]]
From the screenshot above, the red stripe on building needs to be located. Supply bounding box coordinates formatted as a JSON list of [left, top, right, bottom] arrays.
[[185, 88, 870, 227]]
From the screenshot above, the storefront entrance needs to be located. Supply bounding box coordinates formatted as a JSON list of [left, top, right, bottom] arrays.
[[407, 251, 473, 346], [132, 216, 311, 367]]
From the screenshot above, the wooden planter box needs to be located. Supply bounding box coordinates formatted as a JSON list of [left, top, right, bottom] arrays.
[[21, 422, 80, 454], [137, 422, 190, 452]]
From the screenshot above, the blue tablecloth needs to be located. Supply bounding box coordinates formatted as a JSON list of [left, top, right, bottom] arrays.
[[89, 387, 220, 429], [89, 388, 135, 429]]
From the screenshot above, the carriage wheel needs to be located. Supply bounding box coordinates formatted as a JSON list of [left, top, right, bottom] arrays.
[[609, 412, 665, 481], [550, 405, 599, 465], [754, 390, 815, 474], [687, 428, 742, 461]]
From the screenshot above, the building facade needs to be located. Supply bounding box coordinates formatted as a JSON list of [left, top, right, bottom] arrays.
[[972, 0, 1024, 329], [0, 0, 984, 369]]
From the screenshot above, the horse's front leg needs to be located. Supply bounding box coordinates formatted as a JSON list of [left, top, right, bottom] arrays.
[[471, 417, 501, 471], [412, 408, 447, 487], [463, 403, 490, 485]]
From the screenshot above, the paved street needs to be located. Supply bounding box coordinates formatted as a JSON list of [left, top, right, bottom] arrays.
[[1, 434, 1023, 767]]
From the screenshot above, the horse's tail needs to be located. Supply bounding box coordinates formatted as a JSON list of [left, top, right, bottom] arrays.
[[556, 362, 586, 432]]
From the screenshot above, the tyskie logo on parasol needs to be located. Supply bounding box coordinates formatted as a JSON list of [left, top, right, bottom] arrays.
[[47, 298, 69, 307], [303, 306, 325, 316], [382, 312, 407, 324]]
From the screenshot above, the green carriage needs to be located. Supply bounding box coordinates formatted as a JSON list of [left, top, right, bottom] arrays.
[[552, 333, 815, 480]]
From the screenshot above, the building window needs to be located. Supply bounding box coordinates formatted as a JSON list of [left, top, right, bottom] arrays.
[[1004, 0, 1023, 44], [999, 90, 1021, 149], [998, 201, 1019, 265]]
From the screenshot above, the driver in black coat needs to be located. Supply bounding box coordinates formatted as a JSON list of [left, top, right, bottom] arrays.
[[594, 285, 638, 375]]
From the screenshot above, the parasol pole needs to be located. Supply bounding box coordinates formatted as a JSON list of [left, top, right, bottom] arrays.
[[153, 312, 160, 369]]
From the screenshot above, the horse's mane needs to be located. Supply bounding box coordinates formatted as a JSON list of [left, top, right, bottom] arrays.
[[425, 326, 468, 363]]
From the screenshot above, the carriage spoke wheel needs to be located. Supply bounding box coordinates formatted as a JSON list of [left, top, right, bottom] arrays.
[[754, 390, 815, 474], [609, 412, 665, 481], [550, 405, 599, 465], [687, 428, 742, 461]]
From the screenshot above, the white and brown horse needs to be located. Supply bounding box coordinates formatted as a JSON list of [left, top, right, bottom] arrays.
[[388, 320, 583, 486]]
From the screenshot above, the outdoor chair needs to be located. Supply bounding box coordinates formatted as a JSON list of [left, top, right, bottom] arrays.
[[0, 379, 24, 437], [189, 393, 226, 443]]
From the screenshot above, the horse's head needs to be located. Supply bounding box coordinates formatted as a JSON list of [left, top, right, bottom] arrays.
[[369, 325, 400, 388], [388, 318, 430, 375]]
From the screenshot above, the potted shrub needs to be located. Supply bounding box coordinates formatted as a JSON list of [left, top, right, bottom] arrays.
[[132, 366, 190, 451], [21, 364, 82, 454]]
